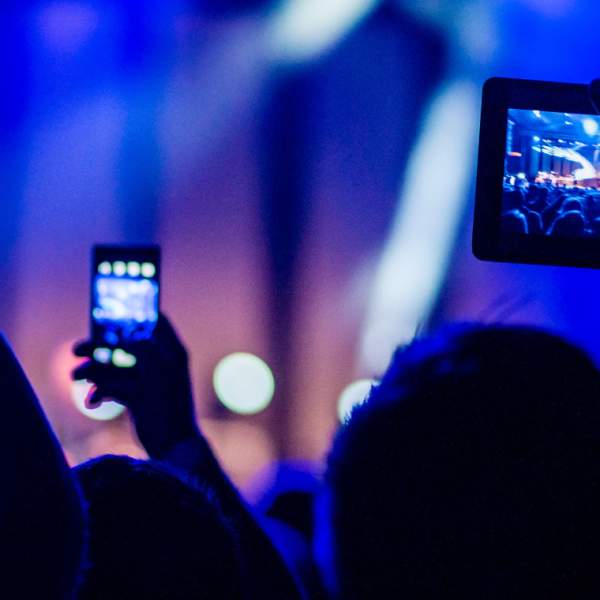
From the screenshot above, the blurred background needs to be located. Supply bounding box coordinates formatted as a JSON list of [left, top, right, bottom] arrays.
[[2, 0, 600, 492]]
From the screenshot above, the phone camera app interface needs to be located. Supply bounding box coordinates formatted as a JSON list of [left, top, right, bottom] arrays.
[[93, 260, 158, 345], [503, 109, 600, 239]]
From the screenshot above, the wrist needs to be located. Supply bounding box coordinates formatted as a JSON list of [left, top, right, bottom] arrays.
[[159, 433, 217, 473], [140, 423, 202, 461]]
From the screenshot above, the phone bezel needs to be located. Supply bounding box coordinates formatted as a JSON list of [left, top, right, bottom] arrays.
[[473, 77, 600, 269]]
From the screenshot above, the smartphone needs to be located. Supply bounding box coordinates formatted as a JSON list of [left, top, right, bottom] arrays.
[[91, 245, 160, 358], [473, 77, 600, 268]]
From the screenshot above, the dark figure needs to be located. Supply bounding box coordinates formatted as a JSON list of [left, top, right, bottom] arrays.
[[548, 209, 585, 236], [541, 192, 567, 231], [256, 462, 326, 598], [560, 198, 584, 214], [535, 185, 549, 209], [75, 455, 243, 600], [521, 206, 543, 234], [501, 209, 528, 234], [73, 316, 303, 600], [525, 184, 546, 212], [503, 188, 525, 211], [587, 215, 600, 238], [0, 335, 85, 599], [585, 194, 600, 220], [323, 325, 600, 599]]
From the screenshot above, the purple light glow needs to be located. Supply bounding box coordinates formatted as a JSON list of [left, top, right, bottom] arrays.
[[37, 2, 99, 54]]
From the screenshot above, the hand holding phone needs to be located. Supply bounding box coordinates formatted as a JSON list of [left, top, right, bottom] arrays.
[[74, 312, 200, 458]]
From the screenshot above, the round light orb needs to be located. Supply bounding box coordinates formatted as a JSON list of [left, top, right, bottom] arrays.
[[583, 117, 599, 136], [213, 352, 275, 415], [71, 380, 126, 422], [337, 379, 375, 423]]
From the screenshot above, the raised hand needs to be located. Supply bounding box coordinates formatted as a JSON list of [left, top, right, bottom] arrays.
[[73, 314, 200, 458]]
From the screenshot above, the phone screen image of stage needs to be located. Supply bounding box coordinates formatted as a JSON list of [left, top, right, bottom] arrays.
[[502, 108, 600, 238], [92, 260, 158, 345]]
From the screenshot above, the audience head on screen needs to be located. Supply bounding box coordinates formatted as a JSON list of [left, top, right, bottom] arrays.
[[561, 198, 583, 214], [501, 209, 528, 233], [548, 209, 585, 236], [74, 455, 244, 600], [324, 325, 600, 599]]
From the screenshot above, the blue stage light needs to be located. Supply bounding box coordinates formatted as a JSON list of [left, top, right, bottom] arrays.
[[268, 0, 378, 62], [583, 118, 599, 136]]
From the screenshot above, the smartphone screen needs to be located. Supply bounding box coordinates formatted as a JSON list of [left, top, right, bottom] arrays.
[[91, 246, 160, 348], [503, 109, 600, 239]]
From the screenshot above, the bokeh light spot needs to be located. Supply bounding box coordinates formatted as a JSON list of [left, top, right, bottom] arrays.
[[213, 353, 275, 415], [583, 118, 599, 136]]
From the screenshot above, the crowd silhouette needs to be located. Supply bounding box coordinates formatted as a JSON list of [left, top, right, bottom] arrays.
[[4, 314, 600, 598], [502, 181, 600, 237]]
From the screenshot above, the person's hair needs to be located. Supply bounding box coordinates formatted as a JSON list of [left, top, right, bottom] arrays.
[[548, 209, 585, 236], [561, 198, 583, 214], [74, 455, 244, 600], [501, 209, 528, 233], [504, 189, 525, 210], [326, 325, 600, 599], [522, 207, 543, 234], [588, 215, 600, 237]]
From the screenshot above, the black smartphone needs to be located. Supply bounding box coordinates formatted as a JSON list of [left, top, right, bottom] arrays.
[[473, 77, 600, 268], [91, 245, 160, 361]]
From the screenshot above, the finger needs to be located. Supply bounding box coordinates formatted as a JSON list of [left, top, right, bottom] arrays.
[[73, 340, 96, 358], [72, 360, 95, 381], [86, 376, 135, 407], [72, 360, 99, 382], [84, 385, 127, 409], [84, 385, 103, 409], [74, 340, 142, 366], [72, 360, 117, 383]]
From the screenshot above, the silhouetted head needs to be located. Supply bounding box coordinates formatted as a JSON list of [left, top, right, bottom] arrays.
[[536, 185, 549, 205], [501, 209, 528, 233], [561, 198, 583, 214], [548, 210, 585, 236], [586, 195, 600, 218], [324, 325, 600, 599], [504, 189, 525, 211], [256, 462, 321, 541], [522, 207, 543, 235], [588, 216, 600, 237], [74, 455, 243, 600]]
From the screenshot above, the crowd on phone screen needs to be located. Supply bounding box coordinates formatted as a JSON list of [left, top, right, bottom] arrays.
[[502, 180, 600, 237], [5, 316, 600, 599]]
